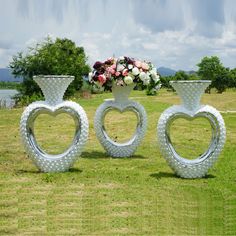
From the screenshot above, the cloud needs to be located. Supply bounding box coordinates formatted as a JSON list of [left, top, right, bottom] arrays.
[[133, 0, 185, 32], [191, 0, 225, 37], [0, 0, 236, 70]]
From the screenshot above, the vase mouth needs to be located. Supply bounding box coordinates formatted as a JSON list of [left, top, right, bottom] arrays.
[[33, 75, 74, 105], [33, 75, 74, 79], [170, 80, 211, 84]]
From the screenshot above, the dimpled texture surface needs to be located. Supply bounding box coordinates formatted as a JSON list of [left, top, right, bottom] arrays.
[[94, 100, 147, 158], [157, 105, 226, 178], [170, 80, 211, 111], [20, 101, 89, 172], [33, 75, 74, 105], [20, 76, 89, 172]]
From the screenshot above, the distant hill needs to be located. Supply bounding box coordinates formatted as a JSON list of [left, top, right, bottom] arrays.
[[0, 68, 22, 82], [158, 67, 176, 76], [157, 67, 196, 77]]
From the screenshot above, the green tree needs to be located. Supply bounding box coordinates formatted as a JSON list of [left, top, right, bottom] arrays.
[[197, 56, 226, 93], [9, 37, 90, 98], [212, 67, 230, 93], [228, 68, 236, 88], [174, 70, 189, 81]]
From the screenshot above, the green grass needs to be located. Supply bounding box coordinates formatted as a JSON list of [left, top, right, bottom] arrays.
[[0, 89, 236, 235]]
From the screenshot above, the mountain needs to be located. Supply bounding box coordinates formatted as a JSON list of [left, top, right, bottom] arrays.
[[0, 68, 22, 82], [157, 67, 197, 77], [157, 67, 176, 76]]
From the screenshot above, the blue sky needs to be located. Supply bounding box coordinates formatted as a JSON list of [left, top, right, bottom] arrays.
[[0, 0, 236, 70]]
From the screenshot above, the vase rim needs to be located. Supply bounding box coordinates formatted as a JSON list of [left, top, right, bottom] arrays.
[[33, 75, 74, 79], [170, 80, 211, 84]]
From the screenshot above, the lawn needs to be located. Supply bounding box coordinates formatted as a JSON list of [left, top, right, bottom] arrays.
[[0, 89, 236, 235]]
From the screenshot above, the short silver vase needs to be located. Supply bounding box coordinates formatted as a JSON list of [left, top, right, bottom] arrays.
[[94, 84, 147, 157], [157, 80, 226, 178], [20, 75, 89, 172]]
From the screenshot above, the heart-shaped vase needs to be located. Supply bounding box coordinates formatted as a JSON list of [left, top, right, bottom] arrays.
[[157, 80, 226, 178], [20, 75, 89, 172], [94, 84, 147, 157]]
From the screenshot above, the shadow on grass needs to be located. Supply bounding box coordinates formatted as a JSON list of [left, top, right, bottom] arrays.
[[16, 167, 82, 174], [81, 151, 146, 159], [150, 172, 216, 180], [150, 172, 178, 180]]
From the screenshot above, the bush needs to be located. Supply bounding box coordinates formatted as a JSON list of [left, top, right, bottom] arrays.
[[9, 37, 90, 100]]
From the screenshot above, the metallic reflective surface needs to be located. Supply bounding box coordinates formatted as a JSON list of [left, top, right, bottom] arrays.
[[20, 101, 89, 172], [165, 111, 220, 165], [27, 105, 81, 160], [94, 99, 147, 158], [20, 76, 89, 172], [101, 106, 141, 147], [158, 105, 226, 178], [158, 81, 226, 178]]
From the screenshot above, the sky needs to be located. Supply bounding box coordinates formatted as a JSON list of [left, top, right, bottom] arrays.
[[0, 0, 236, 70]]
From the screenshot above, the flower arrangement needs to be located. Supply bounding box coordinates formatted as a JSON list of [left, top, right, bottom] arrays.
[[89, 56, 161, 95]]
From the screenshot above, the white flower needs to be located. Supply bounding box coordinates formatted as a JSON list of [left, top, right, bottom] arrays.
[[151, 74, 160, 82], [139, 72, 150, 85], [128, 64, 133, 69], [124, 76, 133, 85], [88, 72, 93, 82], [143, 78, 150, 85], [132, 67, 139, 76], [139, 71, 147, 81], [150, 67, 157, 74], [119, 56, 125, 60], [117, 64, 125, 71], [155, 84, 162, 90]]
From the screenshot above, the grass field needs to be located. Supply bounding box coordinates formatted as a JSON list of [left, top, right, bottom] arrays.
[[0, 89, 236, 235]]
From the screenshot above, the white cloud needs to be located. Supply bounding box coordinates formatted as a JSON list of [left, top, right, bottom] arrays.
[[0, 0, 236, 70]]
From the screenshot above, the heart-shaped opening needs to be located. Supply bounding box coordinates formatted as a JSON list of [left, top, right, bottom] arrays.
[[103, 109, 138, 143], [33, 113, 76, 155], [169, 117, 212, 160]]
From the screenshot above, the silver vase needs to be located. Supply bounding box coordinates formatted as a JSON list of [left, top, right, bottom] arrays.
[[20, 75, 89, 172], [157, 80, 226, 178], [94, 84, 147, 157]]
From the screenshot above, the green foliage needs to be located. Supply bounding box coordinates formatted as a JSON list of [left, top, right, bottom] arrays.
[[197, 56, 223, 81], [9, 37, 90, 99], [13, 93, 44, 107], [161, 56, 236, 94], [160, 76, 173, 89], [228, 68, 236, 88], [197, 56, 232, 93], [160, 71, 199, 89], [174, 70, 189, 81], [0, 81, 21, 90]]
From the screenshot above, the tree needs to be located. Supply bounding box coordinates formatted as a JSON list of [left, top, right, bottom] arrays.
[[197, 56, 225, 93], [9, 37, 90, 98], [174, 70, 189, 81], [228, 68, 236, 88], [212, 67, 230, 93]]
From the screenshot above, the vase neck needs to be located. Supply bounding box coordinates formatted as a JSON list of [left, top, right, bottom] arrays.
[[112, 84, 135, 103], [170, 80, 211, 110], [33, 75, 74, 105]]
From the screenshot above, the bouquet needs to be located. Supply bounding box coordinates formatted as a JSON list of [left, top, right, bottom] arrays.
[[89, 56, 161, 95]]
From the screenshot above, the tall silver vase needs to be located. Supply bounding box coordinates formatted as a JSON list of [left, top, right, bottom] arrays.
[[157, 80, 226, 178], [94, 84, 147, 157], [20, 75, 89, 172]]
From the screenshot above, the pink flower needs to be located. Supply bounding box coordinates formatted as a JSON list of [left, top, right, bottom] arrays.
[[122, 69, 129, 76], [115, 71, 121, 77], [107, 67, 116, 75], [116, 79, 125, 86], [111, 64, 116, 69], [134, 60, 142, 68], [141, 62, 149, 70], [98, 74, 106, 85]]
